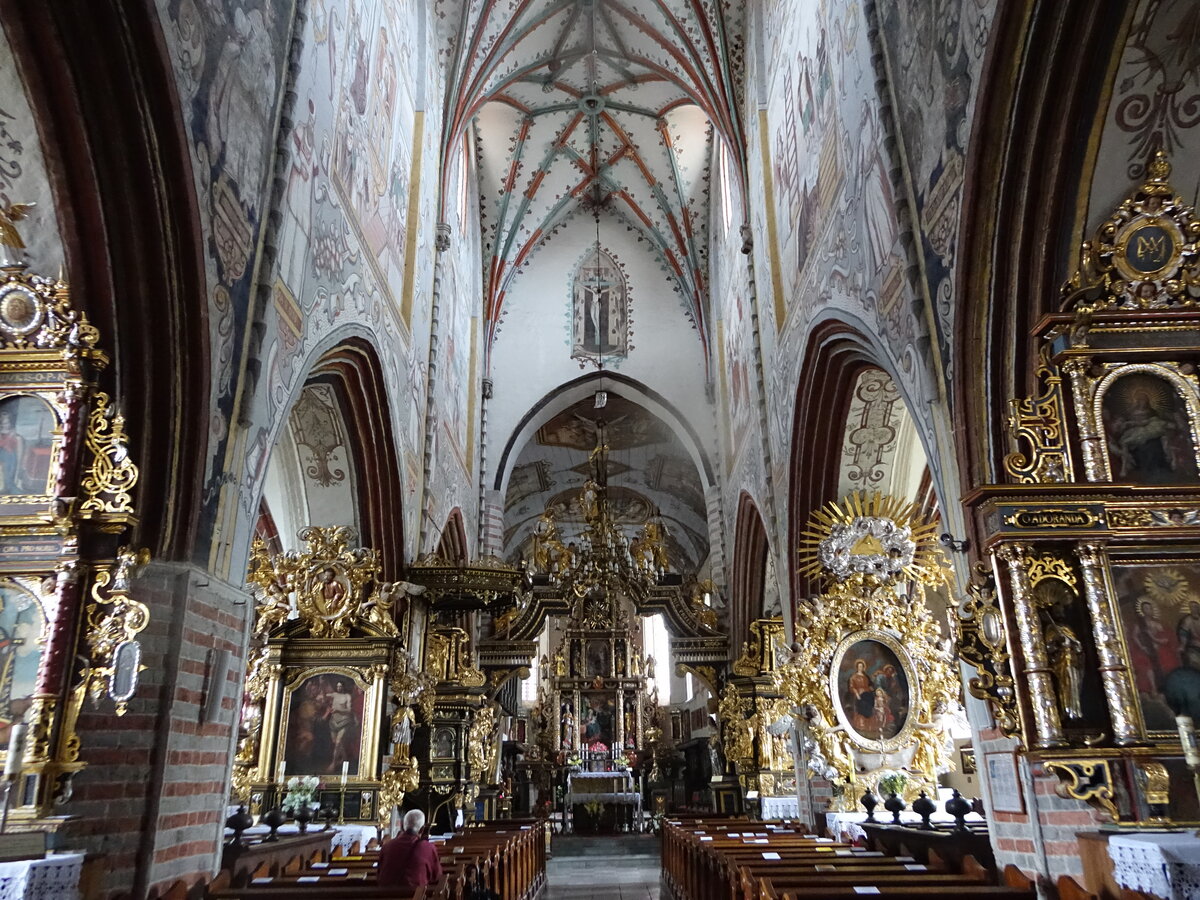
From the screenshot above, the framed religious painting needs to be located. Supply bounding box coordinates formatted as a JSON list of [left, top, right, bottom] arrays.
[[277, 667, 378, 779], [0, 577, 47, 750], [579, 691, 615, 751], [1097, 369, 1200, 485], [1109, 553, 1200, 740], [829, 630, 918, 751]]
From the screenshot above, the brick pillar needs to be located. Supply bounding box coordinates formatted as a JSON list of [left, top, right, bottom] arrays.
[[60, 562, 251, 900]]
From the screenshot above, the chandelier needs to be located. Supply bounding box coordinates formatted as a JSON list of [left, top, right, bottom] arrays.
[[527, 424, 668, 606]]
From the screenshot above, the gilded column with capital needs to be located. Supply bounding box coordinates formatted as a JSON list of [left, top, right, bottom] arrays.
[[1061, 359, 1106, 481], [1074, 541, 1140, 745], [997, 543, 1067, 748]]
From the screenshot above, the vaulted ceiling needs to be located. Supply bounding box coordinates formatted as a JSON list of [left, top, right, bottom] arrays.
[[438, 0, 746, 359]]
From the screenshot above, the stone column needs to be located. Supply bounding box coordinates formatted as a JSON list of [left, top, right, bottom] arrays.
[[997, 543, 1066, 748], [1075, 541, 1140, 745]]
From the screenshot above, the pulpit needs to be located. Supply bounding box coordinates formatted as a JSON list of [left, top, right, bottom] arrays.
[[565, 770, 642, 833]]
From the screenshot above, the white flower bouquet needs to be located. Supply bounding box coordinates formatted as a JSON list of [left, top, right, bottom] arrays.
[[281, 774, 321, 815]]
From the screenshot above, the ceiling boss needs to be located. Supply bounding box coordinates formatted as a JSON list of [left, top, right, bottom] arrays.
[[780, 492, 961, 801]]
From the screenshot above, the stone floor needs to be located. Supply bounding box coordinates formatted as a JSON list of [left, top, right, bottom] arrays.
[[545, 834, 663, 899]]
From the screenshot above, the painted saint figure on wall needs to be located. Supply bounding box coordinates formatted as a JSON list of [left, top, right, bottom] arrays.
[[572, 245, 628, 360]]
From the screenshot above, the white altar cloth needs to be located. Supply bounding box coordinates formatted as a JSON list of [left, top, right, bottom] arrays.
[[0, 852, 85, 900], [1109, 832, 1200, 900]]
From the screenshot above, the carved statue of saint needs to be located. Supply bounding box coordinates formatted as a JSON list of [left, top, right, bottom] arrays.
[[553, 648, 566, 677], [1045, 621, 1084, 719], [392, 706, 414, 759]]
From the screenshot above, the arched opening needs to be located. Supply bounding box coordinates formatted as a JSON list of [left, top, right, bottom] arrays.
[[730, 494, 769, 652]]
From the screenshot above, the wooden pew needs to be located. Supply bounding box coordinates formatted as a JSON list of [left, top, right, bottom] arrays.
[[661, 820, 1035, 900]]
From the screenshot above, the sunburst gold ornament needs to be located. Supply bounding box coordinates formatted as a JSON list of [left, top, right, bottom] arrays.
[[797, 492, 949, 589]]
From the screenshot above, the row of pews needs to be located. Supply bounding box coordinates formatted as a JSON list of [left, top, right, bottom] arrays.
[[661, 817, 1036, 900], [159, 822, 546, 900]]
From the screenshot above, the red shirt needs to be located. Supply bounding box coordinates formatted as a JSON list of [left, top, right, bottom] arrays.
[[378, 832, 444, 889]]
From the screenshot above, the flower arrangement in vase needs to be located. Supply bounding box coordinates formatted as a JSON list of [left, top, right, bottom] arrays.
[[281, 775, 321, 816]]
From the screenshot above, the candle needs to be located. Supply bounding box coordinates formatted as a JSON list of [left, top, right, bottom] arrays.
[[1177, 716, 1200, 767], [4, 725, 25, 779], [341, 760, 349, 785], [279, 760, 287, 783]]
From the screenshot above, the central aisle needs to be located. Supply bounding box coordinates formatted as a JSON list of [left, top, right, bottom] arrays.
[[545, 834, 662, 899]]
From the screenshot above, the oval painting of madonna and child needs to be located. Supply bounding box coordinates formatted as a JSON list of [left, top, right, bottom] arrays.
[[833, 635, 914, 747]]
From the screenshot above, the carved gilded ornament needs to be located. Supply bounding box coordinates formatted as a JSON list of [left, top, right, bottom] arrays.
[[78, 393, 139, 523], [782, 493, 958, 789], [953, 563, 1020, 738], [717, 682, 754, 766], [797, 492, 949, 591], [84, 547, 151, 715], [1042, 759, 1117, 821], [1004, 346, 1074, 484], [245, 527, 398, 639], [1063, 152, 1200, 312]]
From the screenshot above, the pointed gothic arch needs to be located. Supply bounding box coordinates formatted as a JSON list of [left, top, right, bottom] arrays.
[[730, 493, 769, 651]]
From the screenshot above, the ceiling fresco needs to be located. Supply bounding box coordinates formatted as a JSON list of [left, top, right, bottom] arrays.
[[436, 0, 746, 363], [503, 392, 709, 571]]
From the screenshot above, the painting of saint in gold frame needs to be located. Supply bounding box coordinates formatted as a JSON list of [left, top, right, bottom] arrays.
[[1112, 559, 1200, 735], [0, 578, 46, 745], [830, 631, 916, 750], [279, 669, 371, 778], [0, 395, 58, 498], [1100, 372, 1199, 485]]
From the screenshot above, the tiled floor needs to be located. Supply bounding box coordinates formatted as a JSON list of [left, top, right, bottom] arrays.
[[545, 835, 663, 899]]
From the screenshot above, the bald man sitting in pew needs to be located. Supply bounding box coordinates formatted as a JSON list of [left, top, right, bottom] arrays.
[[379, 809, 444, 890]]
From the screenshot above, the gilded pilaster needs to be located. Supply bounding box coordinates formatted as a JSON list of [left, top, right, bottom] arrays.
[[997, 543, 1066, 748], [1074, 542, 1140, 745], [1061, 359, 1106, 481]]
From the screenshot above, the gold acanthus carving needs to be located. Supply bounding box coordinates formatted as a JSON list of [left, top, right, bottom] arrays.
[[1136, 761, 1170, 810], [781, 493, 959, 787], [78, 393, 139, 520], [717, 682, 754, 767], [1004, 346, 1074, 484], [1044, 759, 1117, 821], [246, 527, 398, 639], [1063, 151, 1200, 312], [85, 547, 152, 715], [378, 757, 420, 830], [953, 562, 1020, 739], [732, 618, 785, 677], [0, 239, 104, 356]]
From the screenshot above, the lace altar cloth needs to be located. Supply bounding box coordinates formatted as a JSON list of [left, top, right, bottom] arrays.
[[1109, 832, 1200, 900], [0, 852, 85, 900]]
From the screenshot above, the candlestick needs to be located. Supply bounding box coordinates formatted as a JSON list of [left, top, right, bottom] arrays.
[[1, 724, 24, 833], [4, 725, 25, 779], [1177, 716, 1200, 767], [279, 760, 287, 782]]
